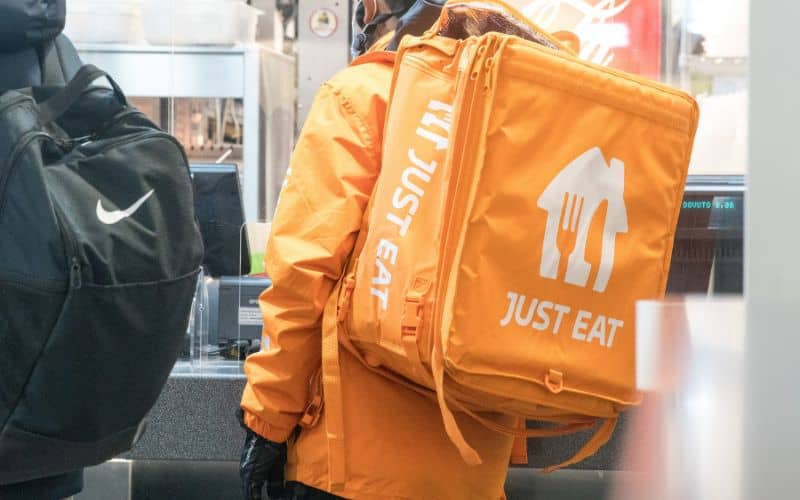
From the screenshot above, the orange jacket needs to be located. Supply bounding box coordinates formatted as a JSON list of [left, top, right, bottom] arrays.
[[241, 51, 514, 499]]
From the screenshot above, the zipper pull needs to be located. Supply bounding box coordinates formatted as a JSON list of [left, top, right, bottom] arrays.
[[70, 258, 82, 289], [458, 43, 475, 75], [55, 134, 96, 151], [53, 137, 72, 150], [484, 56, 495, 92], [83, 132, 99, 146]]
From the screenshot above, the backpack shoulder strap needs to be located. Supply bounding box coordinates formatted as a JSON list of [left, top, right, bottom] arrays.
[[321, 193, 376, 493], [322, 280, 347, 493], [39, 35, 83, 86], [510, 424, 528, 465]]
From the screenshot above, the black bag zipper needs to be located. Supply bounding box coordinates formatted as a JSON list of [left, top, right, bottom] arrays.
[[98, 108, 144, 133], [70, 129, 190, 177], [0, 131, 52, 215], [0, 131, 82, 288], [0, 128, 103, 213], [1, 126, 180, 217], [47, 109, 142, 151], [1, 116, 185, 290], [51, 201, 82, 289], [51, 128, 182, 290], [97, 108, 192, 170]]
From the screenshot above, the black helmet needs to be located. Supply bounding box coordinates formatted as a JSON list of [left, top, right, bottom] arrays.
[[386, 0, 447, 51], [351, 0, 446, 59]]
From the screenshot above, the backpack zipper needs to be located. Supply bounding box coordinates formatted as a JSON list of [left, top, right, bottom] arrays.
[[0, 131, 53, 216], [44, 129, 180, 291], [1, 127, 181, 222], [0, 131, 83, 288], [52, 109, 146, 152], [92, 130, 174, 156], [72, 122, 191, 176], [54, 208, 82, 289], [0, 126, 158, 218], [429, 38, 496, 356], [101, 109, 145, 131], [0, 110, 181, 291]]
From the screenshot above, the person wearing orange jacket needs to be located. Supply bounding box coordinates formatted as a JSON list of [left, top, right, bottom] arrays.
[[238, 1, 516, 499]]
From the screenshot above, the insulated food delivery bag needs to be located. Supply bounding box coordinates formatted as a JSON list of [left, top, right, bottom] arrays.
[[326, 0, 699, 473]]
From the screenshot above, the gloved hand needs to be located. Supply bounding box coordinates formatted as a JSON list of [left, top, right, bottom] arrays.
[[238, 410, 288, 500]]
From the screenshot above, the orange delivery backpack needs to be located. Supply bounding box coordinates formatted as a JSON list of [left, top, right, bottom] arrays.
[[320, 0, 699, 479]]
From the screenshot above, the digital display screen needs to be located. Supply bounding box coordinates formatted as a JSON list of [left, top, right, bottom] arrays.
[[714, 200, 737, 210], [668, 178, 745, 295], [677, 194, 744, 231], [682, 199, 738, 210]]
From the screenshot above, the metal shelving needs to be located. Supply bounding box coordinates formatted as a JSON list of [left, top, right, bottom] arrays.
[[76, 43, 295, 222]]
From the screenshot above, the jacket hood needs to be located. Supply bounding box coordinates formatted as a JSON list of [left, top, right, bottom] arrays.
[[0, 0, 66, 53]]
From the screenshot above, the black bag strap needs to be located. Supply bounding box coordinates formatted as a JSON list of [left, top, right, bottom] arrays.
[[39, 42, 67, 86], [38, 64, 128, 125], [39, 35, 84, 86]]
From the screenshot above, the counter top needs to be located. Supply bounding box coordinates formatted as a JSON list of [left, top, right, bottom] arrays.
[[127, 367, 633, 470]]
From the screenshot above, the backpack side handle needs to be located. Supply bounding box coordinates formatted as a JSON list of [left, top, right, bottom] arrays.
[[38, 64, 128, 125]]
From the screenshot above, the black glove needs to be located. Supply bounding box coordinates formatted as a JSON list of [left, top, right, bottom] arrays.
[[238, 410, 288, 500]]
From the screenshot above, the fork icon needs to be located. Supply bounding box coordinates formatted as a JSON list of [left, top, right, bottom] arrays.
[[537, 148, 628, 292]]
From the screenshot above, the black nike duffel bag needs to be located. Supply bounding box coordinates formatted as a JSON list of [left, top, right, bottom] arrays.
[[0, 65, 204, 484]]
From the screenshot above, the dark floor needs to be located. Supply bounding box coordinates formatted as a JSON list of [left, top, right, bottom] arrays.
[[74, 460, 634, 500]]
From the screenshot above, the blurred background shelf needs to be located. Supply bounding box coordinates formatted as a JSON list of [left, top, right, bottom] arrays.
[[76, 43, 295, 222], [683, 55, 749, 77]]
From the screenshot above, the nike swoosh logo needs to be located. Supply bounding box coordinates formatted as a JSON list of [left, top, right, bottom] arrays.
[[96, 190, 155, 225]]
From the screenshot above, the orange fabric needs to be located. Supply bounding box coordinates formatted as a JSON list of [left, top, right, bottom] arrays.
[[338, 0, 699, 471], [240, 54, 389, 443], [242, 54, 514, 498], [289, 344, 514, 499], [510, 425, 528, 466], [552, 30, 581, 53]]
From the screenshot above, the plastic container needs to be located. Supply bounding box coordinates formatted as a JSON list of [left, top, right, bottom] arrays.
[[143, 0, 262, 46], [64, 0, 144, 44]]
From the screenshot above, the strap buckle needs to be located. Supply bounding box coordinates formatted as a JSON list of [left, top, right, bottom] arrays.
[[300, 394, 324, 428], [401, 296, 423, 337], [301, 369, 324, 428], [401, 277, 432, 337]]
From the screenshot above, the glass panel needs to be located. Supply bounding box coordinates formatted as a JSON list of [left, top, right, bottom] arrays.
[[64, 2, 296, 377], [612, 298, 744, 500], [507, 0, 665, 80], [67, 0, 297, 223], [506, 1, 748, 297], [507, 1, 749, 175], [178, 221, 270, 374], [678, 0, 749, 176]]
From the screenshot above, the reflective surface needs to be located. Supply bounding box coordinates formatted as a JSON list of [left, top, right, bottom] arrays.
[[613, 298, 744, 500]]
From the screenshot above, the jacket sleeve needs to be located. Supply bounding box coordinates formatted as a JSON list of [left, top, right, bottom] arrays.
[[240, 81, 382, 442]]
